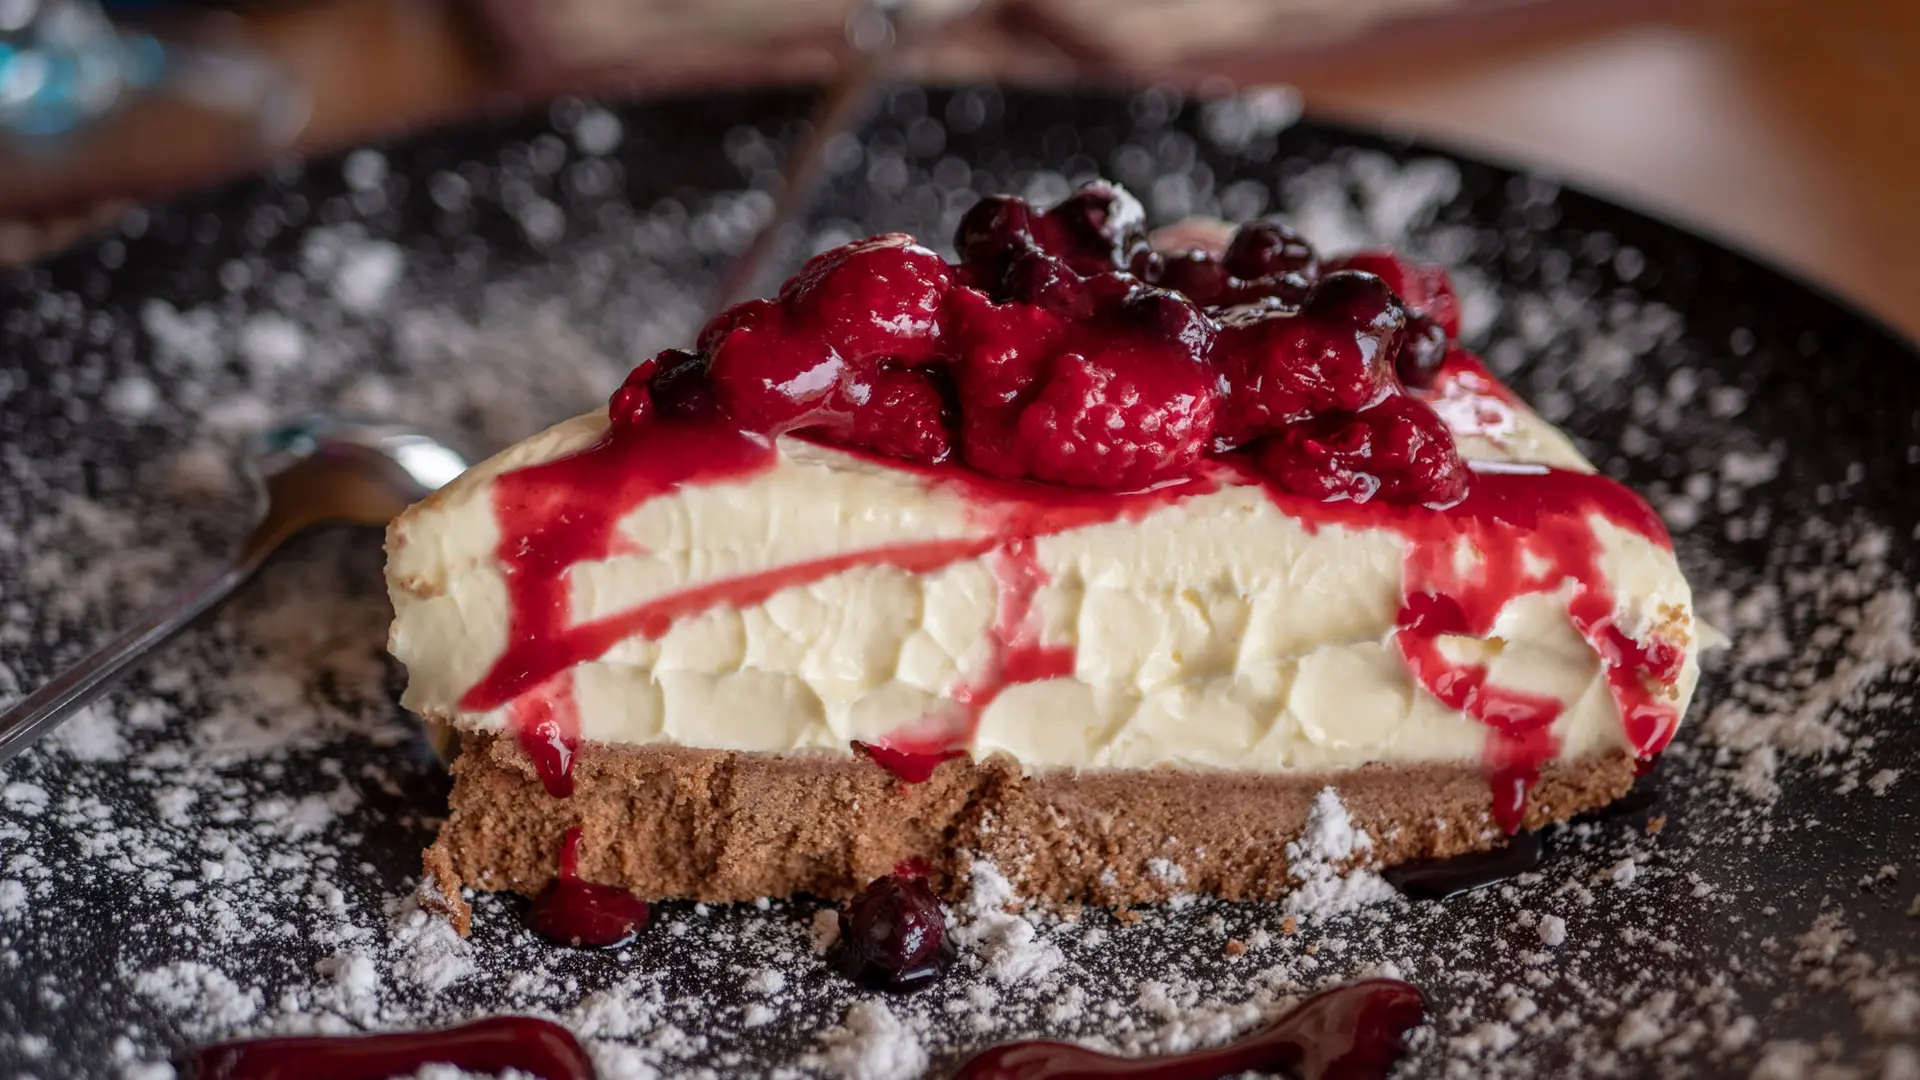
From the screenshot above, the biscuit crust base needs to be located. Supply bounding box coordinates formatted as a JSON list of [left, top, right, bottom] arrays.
[[422, 732, 1636, 934]]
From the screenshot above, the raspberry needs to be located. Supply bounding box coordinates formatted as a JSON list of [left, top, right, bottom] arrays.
[[697, 235, 953, 447], [1012, 350, 1216, 488], [948, 285, 1066, 411], [696, 297, 774, 354], [810, 367, 956, 464], [1212, 270, 1405, 447], [782, 234, 953, 366], [1331, 250, 1460, 338], [704, 302, 845, 431], [949, 280, 1216, 489], [1256, 392, 1469, 506]]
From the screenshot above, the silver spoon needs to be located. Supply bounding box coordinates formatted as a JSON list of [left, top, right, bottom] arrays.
[[0, 415, 470, 767], [711, 0, 979, 309]]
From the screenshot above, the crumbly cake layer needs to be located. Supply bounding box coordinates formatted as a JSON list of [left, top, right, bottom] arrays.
[[422, 734, 1636, 934]]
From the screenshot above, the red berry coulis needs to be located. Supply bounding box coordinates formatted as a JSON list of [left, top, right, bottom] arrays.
[[460, 182, 1685, 829], [852, 740, 967, 783], [525, 826, 650, 949], [948, 978, 1425, 1080], [181, 1017, 594, 1080]]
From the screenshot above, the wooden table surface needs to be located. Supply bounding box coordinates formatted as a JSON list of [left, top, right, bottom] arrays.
[[2, 0, 1915, 340]]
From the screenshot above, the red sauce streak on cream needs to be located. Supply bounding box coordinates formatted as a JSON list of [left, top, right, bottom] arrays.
[[1245, 456, 1679, 832], [948, 978, 1425, 1080], [955, 537, 1078, 712], [525, 826, 651, 948], [462, 417, 779, 796], [848, 455, 1220, 772], [181, 1017, 595, 1080]]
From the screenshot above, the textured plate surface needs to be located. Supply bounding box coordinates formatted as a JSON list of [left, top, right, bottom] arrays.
[[0, 86, 1916, 1079]]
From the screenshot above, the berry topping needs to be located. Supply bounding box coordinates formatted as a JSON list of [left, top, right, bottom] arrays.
[[649, 348, 717, 420], [609, 353, 663, 430], [1013, 348, 1217, 489], [821, 366, 956, 465], [1396, 313, 1449, 390], [1144, 250, 1234, 308], [612, 181, 1474, 505], [950, 279, 1218, 489], [1027, 180, 1149, 277], [781, 234, 954, 366], [826, 874, 955, 992], [705, 308, 845, 430], [525, 828, 652, 949], [1222, 220, 1318, 283], [853, 740, 966, 783], [1258, 392, 1470, 506], [954, 194, 1038, 289], [1134, 219, 1318, 310], [958, 181, 1147, 295], [1330, 250, 1460, 339], [692, 235, 960, 462], [1212, 270, 1405, 447]]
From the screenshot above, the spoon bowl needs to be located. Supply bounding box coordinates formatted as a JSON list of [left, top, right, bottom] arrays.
[[0, 414, 473, 767], [243, 416, 472, 552]]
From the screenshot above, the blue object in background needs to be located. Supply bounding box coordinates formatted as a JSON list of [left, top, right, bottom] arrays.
[[0, 0, 163, 139], [0, 0, 307, 152]]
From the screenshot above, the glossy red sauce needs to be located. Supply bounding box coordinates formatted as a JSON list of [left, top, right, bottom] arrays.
[[182, 1017, 594, 1080], [853, 740, 965, 783], [524, 826, 651, 948], [948, 978, 1425, 1080], [464, 356, 1682, 828]]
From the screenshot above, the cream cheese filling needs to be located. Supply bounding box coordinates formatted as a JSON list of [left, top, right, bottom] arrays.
[[386, 392, 1700, 773]]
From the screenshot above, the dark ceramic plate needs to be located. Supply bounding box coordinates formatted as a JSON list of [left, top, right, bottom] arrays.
[[0, 86, 1916, 1079]]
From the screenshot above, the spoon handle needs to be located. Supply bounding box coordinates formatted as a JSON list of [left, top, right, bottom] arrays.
[[709, 1, 904, 312], [0, 557, 255, 767]]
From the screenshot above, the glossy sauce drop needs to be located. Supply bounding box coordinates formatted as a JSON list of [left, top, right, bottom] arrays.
[[525, 827, 650, 948], [853, 740, 967, 783], [947, 978, 1425, 1080], [182, 1016, 594, 1080], [1384, 832, 1547, 901]]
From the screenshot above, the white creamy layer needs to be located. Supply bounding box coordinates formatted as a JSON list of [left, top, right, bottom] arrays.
[[386, 395, 1700, 773]]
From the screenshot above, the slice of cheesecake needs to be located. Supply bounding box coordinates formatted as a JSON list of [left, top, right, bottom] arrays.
[[387, 183, 1699, 932]]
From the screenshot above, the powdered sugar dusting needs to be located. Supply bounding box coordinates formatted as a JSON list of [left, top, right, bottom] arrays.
[[1282, 789, 1397, 918], [808, 1000, 929, 1080]]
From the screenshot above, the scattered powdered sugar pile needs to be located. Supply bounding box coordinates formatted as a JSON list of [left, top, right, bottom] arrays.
[[0, 87, 1915, 1078], [1281, 789, 1397, 918]]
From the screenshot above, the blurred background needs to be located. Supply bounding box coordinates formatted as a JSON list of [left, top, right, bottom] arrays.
[[1, 0, 1914, 337]]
